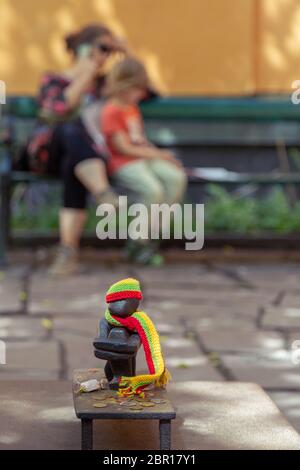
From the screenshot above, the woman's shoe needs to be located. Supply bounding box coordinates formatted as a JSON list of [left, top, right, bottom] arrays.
[[48, 245, 79, 276]]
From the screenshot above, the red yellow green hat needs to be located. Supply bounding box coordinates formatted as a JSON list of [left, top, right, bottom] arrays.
[[106, 278, 143, 303]]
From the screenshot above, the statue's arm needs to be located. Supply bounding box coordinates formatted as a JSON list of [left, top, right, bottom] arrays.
[[98, 318, 111, 339], [128, 332, 141, 351]]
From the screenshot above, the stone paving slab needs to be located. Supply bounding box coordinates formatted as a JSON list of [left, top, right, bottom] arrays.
[[0, 369, 59, 380], [0, 269, 25, 314], [286, 332, 300, 348], [192, 323, 284, 353], [142, 300, 197, 321], [143, 279, 241, 293], [144, 300, 259, 323], [229, 264, 300, 288], [45, 318, 100, 380], [216, 265, 300, 300], [60, 336, 99, 380], [161, 335, 222, 382], [269, 392, 300, 433], [53, 317, 99, 339], [6, 250, 36, 266], [136, 265, 265, 291], [0, 381, 299, 449], [185, 313, 253, 330], [281, 294, 300, 308], [165, 360, 222, 382], [29, 268, 130, 316], [171, 381, 300, 450], [221, 352, 300, 388], [0, 265, 30, 279], [0, 341, 60, 379], [262, 306, 300, 330], [0, 316, 49, 340], [134, 265, 211, 282], [145, 289, 277, 311], [191, 302, 260, 320], [145, 286, 276, 310]]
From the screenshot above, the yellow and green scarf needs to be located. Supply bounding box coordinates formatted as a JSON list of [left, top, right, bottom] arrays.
[[105, 307, 171, 397]]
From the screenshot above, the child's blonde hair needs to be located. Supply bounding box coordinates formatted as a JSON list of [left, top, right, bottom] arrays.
[[105, 56, 150, 96]]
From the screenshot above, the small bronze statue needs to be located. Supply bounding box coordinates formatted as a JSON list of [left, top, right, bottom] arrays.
[[93, 278, 170, 397]]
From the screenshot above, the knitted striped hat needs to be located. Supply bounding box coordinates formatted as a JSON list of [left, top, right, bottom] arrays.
[[106, 278, 143, 303]]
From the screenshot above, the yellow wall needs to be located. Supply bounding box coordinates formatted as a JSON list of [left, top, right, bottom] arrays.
[[0, 0, 299, 96], [257, 0, 300, 93]]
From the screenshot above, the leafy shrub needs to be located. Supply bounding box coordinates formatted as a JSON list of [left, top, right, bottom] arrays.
[[11, 183, 300, 235]]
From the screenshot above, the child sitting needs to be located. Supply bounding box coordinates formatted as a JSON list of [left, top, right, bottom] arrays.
[[101, 57, 187, 264]]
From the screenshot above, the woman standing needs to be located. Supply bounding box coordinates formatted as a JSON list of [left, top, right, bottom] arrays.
[[28, 24, 126, 275]]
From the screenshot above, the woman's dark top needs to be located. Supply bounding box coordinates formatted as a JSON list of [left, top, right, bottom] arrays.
[[27, 72, 107, 175]]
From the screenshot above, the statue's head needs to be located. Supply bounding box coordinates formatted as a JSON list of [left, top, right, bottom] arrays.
[[108, 298, 140, 317], [106, 278, 142, 318]]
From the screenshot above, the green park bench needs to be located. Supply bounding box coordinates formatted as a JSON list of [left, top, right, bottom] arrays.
[[2, 95, 300, 265]]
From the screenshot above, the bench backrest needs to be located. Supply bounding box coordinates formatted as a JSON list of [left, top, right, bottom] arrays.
[[2, 95, 300, 149]]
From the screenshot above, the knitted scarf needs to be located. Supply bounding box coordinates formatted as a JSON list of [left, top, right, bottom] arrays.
[[105, 308, 171, 396]]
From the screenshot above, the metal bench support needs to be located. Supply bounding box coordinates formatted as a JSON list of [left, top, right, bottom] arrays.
[[0, 174, 11, 267], [81, 418, 93, 451], [159, 419, 171, 450]]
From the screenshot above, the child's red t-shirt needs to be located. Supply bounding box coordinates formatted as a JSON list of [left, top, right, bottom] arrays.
[[101, 102, 147, 175]]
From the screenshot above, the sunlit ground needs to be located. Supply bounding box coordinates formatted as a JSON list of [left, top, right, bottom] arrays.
[[0, 252, 299, 448]]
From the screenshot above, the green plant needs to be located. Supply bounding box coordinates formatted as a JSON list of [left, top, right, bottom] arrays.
[[11, 183, 300, 235], [205, 185, 257, 233], [205, 184, 300, 234], [289, 147, 300, 172]]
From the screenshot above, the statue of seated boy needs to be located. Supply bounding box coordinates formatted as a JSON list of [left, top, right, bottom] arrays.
[[94, 278, 170, 396], [94, 289, 141, 390]]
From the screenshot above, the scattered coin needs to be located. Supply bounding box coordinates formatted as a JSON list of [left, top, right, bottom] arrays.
[[129, 406, 143, 411], [93, 403, 108, 408], [106, 399, 118, 404], [140, 402, 155, 407], [118, 397, 132, 404], [151, 399, 167, 404], [101, 394, 115, 399], [120, 401, 135, 407]]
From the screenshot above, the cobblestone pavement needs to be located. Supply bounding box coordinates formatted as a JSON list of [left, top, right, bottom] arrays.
[[1, 250, 300, 433]]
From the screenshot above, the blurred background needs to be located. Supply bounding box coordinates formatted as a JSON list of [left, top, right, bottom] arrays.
[[3, 0, 300, 241], [2, 0, 300, 95]]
